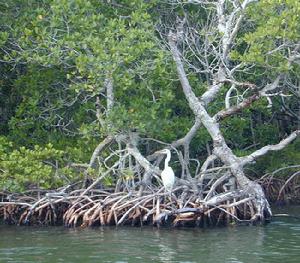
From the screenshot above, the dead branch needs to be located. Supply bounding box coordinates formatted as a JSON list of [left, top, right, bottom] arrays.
[[241, 130, 300, 166]]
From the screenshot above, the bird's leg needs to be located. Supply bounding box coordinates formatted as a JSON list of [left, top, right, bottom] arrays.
[[162, 187, 166, 203], [162, 187, 169, 204], [167, 190, 173, 204]]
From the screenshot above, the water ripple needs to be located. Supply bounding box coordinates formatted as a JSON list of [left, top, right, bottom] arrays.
[[0, 207, 300, 263]]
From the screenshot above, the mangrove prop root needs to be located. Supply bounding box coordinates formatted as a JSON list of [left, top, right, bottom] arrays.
[[259, 172, 300, 204], [0, 184, 273, 227]]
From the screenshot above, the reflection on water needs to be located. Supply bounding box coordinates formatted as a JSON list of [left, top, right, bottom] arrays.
[[0, 206, 299, 263]]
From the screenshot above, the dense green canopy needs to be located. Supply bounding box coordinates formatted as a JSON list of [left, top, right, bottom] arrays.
[[0, 0, 299, 192]]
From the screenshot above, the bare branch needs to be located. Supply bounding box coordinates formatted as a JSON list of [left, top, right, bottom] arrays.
[[172, 118, 201, 147], [127, 145, 161, 176], [240, 130, 300, 166], [260, 75, 281, 94], [204, 172, 231, 201], [168, 32, 221, 140], [277, 170, 300, 200], [204, 189, 245, 206], [217, 78, 257, 89], [80, 158, 126, 197], [225, 84, 238, 109], [88, 135, 115, 169], [199, 154, 218, 174]]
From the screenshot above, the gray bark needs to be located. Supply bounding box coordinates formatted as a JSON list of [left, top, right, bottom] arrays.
[[168, 32, 272, 219]]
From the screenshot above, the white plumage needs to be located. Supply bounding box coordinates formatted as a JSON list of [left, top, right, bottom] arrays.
[[158, 149, 175, 192]]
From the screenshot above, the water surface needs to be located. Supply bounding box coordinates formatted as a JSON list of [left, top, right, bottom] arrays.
[[0, 206, 299, 263]]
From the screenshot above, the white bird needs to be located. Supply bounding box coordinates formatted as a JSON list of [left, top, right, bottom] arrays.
[[157, 149, 175, 192]]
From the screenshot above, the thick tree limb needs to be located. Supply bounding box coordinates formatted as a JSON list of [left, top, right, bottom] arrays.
[[127, 147, 160, 175], [88, 135, 114, 169], [172, 118, 201, 147], [240, 130, 300, 166], [204, 189, 245, 206], [127, 144, 164, 196], [204, 172, 231, 201], [200, 81, 224, 106], [201, 155, 218, 172], [168, 31, 252, 189], [168, 32, 221, 140]]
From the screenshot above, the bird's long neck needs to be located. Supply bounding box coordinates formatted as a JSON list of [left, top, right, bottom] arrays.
[[164, 151, 171, 169]]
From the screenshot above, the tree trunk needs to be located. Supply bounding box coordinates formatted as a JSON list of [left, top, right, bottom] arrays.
[[168, 32, 272, 221]]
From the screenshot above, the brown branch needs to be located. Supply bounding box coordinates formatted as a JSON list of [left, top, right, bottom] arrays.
[[214, 94, 260, 121]]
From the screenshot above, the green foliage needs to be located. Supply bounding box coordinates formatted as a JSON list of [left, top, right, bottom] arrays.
[[0, 0, 299, 192], [0, 138, 74, 191], [233, 0, 300, 74]]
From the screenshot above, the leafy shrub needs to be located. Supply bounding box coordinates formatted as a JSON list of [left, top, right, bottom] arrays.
[[0, 138, 74, 191]]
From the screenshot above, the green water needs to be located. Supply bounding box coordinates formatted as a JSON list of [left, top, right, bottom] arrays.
[[0, 207, 299, 263]]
